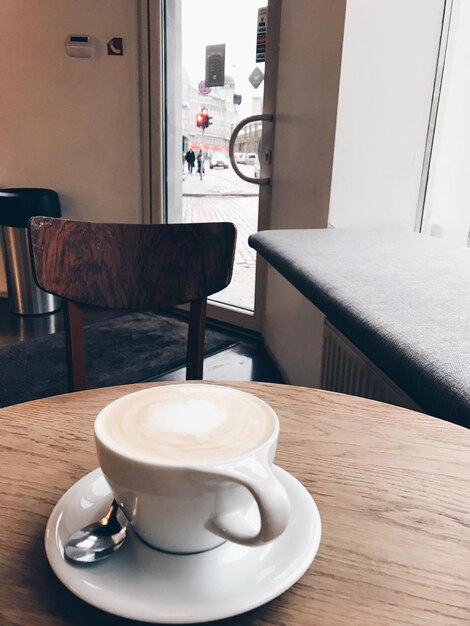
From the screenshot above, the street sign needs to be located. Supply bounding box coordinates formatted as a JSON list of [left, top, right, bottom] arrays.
[[205, 44, 225, 87], [256, 7, 268, 62], [198, 80, 212, 96], [248, 66, 264, 89]]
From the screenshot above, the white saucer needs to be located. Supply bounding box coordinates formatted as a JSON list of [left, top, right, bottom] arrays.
[[45, 466, 321, 624]]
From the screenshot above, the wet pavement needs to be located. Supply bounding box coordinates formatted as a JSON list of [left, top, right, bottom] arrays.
[[182, 166, 259, 311]]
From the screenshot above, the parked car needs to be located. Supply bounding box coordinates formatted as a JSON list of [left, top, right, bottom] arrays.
[[235, 152, 245, 164], [254, 155, 261, 179], [209, 151, 229, 169], [245, 152, 258, 166]]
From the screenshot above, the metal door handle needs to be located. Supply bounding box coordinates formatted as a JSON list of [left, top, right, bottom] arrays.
[[229, 114, 274, 185]]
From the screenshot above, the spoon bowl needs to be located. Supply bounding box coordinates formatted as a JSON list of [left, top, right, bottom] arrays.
[[65, 499, 128, 563]]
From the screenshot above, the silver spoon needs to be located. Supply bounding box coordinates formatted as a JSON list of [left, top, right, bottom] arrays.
[[65, 499, 128, 563]]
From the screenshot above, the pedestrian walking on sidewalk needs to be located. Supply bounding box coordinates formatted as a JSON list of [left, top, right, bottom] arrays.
[[185, 148, 196, 174], [197, 150, 205, 180]]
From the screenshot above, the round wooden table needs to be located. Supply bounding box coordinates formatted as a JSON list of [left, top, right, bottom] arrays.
[[0, 382, 469, 625]]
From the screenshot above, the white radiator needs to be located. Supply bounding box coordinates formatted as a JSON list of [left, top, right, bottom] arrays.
[[321, 321, 422, 412]]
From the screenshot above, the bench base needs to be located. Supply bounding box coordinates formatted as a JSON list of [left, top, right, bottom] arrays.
[[322, 321, 422, 412]]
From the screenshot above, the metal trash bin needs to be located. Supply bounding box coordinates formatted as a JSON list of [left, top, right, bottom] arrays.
[[0, 188, 62, 315]]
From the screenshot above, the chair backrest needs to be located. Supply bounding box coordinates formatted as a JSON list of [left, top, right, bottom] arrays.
[[28, 217, 236, 390]]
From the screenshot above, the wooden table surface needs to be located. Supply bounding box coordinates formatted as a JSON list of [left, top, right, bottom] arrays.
[[0, 382, 469, 626]]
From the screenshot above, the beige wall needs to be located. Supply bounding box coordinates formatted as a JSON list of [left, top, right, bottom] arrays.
[[0, 0, 143, 295], [269, 0, 346, 231]]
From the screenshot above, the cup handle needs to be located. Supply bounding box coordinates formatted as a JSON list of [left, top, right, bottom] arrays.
[[206, 460, 291, 547]]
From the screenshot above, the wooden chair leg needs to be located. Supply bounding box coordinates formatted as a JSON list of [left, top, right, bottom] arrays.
[[186, 298, 207, 380], [63, 300, 87, 392]]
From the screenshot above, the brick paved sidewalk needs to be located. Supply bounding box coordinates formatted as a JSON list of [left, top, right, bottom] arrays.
[[183, 195, 258, 311]]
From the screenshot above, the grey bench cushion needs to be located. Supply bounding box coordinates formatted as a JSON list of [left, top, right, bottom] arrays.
[[249, 229, 470, 428]]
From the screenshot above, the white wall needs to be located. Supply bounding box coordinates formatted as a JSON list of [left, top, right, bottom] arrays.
[[421, 0, 470, 245], [264, 269, 325, 387], [0, 0, 143, 295], [328, 0, 445, 230]]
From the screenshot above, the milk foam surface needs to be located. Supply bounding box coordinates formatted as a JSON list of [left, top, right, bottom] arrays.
[[99, 385, 276, 464]]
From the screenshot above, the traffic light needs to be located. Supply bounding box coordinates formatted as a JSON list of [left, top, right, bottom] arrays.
[[201, 107, 208, 130], [196, 112, 205, 128], [196, 108, 212, 130]]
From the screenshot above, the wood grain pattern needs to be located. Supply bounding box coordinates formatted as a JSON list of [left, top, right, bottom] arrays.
[[28, 218, 236, 389], [0, 383, 469, 625], [63, 300, 86, 391], [28, 218, 237, 309]]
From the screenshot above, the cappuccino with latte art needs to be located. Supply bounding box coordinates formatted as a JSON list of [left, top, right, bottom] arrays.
[[94, 384, 290, 553], [97, 384, 275, 464]]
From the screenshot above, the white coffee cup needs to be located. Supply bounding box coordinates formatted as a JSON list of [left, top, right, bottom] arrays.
[[94, 383, 291, 554]]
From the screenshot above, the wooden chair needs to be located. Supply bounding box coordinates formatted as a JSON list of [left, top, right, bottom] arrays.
[[28, 217, 236, 391]]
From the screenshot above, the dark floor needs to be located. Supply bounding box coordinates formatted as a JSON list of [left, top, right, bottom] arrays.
[[0, 298, 284, 391]]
